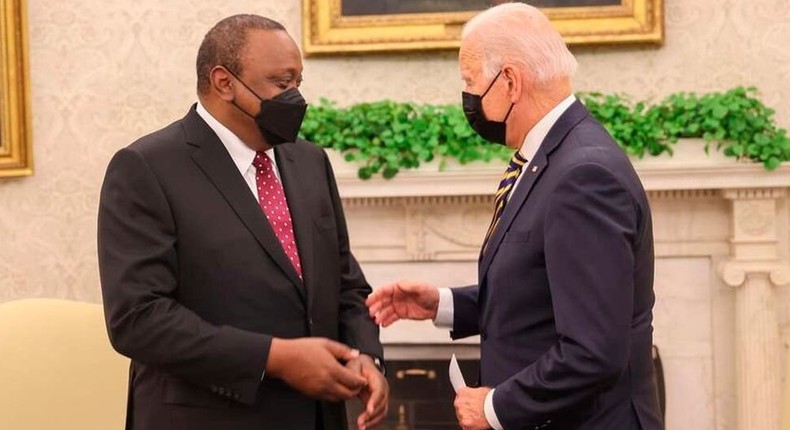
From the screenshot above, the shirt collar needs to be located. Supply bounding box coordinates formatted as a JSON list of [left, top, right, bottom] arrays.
[[518, 94, 577, 162], [195, 101, 274, 175]]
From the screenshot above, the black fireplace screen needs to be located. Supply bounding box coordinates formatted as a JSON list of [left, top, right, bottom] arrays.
[[347, 349, 665, 430], [347, 359, 479, 430]]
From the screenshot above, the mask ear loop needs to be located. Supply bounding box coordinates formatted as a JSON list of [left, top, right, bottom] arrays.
[[219, 66, 262, 120], [480, 70, 503, 98], [502, 102, 515, 123], [482, 69, 514, 123], [222, 66, 265, 101]]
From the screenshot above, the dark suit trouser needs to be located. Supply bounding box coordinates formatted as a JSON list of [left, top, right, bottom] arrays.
[[316, 403, 324, 430]]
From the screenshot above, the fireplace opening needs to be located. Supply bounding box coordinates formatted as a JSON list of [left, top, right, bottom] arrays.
[[346, 358, 480, 430]]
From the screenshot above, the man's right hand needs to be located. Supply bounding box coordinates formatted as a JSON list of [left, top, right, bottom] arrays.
[[365, 280, 440, 327], [266, 338, 368, 402]]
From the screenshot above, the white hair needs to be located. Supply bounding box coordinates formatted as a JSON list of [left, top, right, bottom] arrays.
[[462, 2, 578, 84]]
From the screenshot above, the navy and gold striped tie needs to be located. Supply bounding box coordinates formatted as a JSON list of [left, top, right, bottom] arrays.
[[482, 151, 528, 251]]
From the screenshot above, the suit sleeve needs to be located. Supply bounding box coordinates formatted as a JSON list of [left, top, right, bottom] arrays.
[[98, 148, 270, 406], [492, 162, 638, 428], [321, 152, 384, 361], [450, 285, 480, 339]]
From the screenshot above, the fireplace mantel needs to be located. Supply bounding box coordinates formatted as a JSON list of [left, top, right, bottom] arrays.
[[329, 141, 790, 198], [329, 140, 790, 430]]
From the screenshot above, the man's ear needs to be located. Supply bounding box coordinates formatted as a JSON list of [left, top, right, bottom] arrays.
[[210, 66, 235, 101], [502, 64, 523, 104]]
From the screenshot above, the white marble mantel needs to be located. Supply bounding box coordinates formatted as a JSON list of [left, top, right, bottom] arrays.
[[330, 141, 790, 198], [329, 140, 790, 430]]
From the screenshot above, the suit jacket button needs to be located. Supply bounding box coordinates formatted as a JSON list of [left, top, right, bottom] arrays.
[[481, 332, 487, 340]]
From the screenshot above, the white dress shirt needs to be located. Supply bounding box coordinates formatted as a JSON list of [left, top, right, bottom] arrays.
[[195, 102, 281, 198], [434, 94, 577, 430]]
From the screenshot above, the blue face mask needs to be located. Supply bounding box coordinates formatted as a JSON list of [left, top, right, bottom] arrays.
[[462, 70, 514, 145]]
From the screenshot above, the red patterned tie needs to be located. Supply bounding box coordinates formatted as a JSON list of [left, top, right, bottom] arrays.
[[253, 152, 303, 279]]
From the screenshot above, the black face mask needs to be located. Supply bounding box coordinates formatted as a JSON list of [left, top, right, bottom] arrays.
[[462, 70, 515, 145], [226, 68, 307, 146]]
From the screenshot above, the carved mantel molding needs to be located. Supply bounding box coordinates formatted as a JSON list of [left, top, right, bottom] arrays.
[[329, 142, 790, 200], [717, 187, 789, 430], [719, 261, 790, 288]]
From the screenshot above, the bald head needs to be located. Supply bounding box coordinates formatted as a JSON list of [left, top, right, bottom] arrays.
[[461, 3, 577, 85]]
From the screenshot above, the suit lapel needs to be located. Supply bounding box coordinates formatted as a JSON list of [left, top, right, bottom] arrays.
[[182, 107, 306, 300], [478, 100, 590, 284], [274, 144, 317, 314], [478, 152, 547, 283]]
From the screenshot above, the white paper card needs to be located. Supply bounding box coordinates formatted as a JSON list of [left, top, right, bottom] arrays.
[[449, 354, 467, 393]]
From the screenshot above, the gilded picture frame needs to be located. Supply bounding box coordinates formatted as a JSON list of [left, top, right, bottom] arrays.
[[0, 0, 32, 177], [303, 0, 663, 55]]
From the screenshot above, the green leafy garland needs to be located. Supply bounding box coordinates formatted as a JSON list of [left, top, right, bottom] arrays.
[[299, 87, 790, 179]]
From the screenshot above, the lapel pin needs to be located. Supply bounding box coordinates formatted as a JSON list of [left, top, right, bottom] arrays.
[[532, 166, 539, 173]]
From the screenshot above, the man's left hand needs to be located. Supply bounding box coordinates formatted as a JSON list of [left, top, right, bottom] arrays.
[[346, 355, 389, 430], [454, 386, 492, 430]]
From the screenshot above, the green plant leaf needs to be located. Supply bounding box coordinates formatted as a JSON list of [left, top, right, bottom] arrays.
[[299, 87, 789, 179]]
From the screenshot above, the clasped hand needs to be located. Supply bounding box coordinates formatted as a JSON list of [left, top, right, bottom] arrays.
[[266, 337, 388, 429]]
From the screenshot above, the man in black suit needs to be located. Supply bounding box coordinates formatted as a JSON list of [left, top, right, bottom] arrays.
[[98, 15, 387, 430], [367, 3, 662, 430]]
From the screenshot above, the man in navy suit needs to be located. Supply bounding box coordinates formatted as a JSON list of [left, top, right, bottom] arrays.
[[366, 3, 662, 430]]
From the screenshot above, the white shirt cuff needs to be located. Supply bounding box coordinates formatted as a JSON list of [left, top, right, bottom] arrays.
[[433, 287, 454, 328], [485, 389, 504, 430]]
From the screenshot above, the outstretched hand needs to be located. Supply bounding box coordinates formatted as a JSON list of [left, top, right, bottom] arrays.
[[366, 280, 440, 327]]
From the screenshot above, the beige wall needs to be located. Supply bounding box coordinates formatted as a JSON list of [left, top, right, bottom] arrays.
[[1, 0, 790, 302]]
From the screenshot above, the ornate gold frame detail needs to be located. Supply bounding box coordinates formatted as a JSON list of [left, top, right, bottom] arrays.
[[303, 0, 663, 55], [0, 0, 32, 177]]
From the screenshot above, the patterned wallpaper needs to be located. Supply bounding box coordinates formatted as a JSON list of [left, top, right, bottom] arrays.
[[1, 0, 790, 302]]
